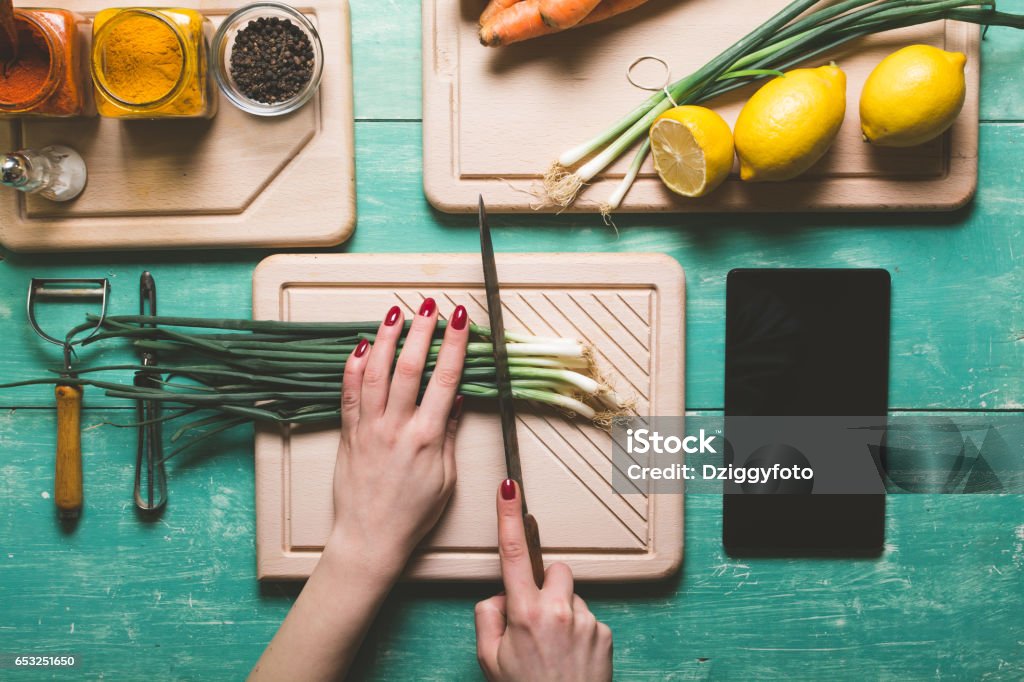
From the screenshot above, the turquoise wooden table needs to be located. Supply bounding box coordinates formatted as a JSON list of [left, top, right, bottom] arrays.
[[1, 1, 1022, 679]]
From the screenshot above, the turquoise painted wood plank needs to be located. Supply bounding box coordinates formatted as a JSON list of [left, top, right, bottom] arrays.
[[347, 0, 1024, 122], [350, 0, 421, 121], [5, 122, 1019, 410], [980, 0, 1024, 120], [0, 409, 1020, 679]]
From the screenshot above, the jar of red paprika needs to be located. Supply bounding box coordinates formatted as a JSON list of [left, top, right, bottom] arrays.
[[0, 9, 89, 117]]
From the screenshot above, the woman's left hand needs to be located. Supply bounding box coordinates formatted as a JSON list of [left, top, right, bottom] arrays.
[[328, 299, 470, 577], [251, 300, 469, 681]]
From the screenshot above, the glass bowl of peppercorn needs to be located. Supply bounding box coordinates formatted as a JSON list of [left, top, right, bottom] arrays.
[[211, 1, 323, 116]]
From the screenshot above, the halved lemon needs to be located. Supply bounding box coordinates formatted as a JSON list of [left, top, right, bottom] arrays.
[[649, 105, 735, 198]]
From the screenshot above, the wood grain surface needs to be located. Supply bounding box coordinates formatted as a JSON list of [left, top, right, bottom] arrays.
[[423, 0, 980, 213], [0, 0, 355, 252], [0, 0, 1022, 678], [251, 253, 685, 581]]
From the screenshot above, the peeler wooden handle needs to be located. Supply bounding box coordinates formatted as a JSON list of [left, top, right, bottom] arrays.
[[54, 383, 83, 519], [523, 512, 545, 588]]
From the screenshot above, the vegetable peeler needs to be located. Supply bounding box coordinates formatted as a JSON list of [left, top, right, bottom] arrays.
[[133, 272, 167, 514], [27, 278, 110, 520]]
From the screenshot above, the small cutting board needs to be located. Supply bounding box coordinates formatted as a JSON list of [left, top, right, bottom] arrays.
[[252, 253, 685, 581], [423, 0, 979, 213], [0, 0, 354, 252]]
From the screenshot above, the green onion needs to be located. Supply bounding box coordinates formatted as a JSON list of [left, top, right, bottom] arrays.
[[3, 315, 630, 459], [547, 0, 1024, 211]]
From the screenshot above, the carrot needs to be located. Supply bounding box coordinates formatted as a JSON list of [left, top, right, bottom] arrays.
[[578, 0, 649, 26], [538, 0, 602, 29], [480, 0, 520, 27], [479, 0, 649, 47], [479, 0, 551, 47]]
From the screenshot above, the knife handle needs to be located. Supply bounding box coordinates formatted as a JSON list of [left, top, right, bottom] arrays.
[[523, 512, 544, 588], [54, 383, 83, 519]]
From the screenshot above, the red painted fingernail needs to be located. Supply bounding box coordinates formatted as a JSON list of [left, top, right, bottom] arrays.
[[451, 305, 468, 331], [354, 339, 369, 357], [449, 394, 464, 421], [385, 306, 401, 326], [419, 298, 437, 317], [500, 479, 516, 500]]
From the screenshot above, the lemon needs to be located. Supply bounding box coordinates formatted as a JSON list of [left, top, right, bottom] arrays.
[[649, 105, 735, 198], [733, 65, 847, 182], [860, 44, 966, 147]]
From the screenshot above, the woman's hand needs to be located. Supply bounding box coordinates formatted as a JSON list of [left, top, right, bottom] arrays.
[[330, 300, 470, 576], [474, 480, 613, 682], [251, 300, 469, 682]]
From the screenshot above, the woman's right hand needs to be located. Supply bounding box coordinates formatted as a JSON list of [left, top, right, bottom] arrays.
[[474, 480, 613, 682]]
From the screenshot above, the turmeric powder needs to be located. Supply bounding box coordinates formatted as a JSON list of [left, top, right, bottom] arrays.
[[92, 8, 213, 118], [99, 13, 183, 104]]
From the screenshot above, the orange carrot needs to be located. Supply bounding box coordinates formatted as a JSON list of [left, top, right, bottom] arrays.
[[479, 0, 551, 47], [578, 0, 649, 26], [479, 0, 649, 47], [480, 0, 520, 27], [538, 0, 602, 29]]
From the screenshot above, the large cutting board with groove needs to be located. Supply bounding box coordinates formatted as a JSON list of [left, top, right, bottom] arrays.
[[0, 0, 354, 252], [423, 0, 979, 213], [253, 253, 685, 581]]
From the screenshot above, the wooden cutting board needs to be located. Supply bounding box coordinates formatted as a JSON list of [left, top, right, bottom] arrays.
[[423, 0, 979, 213], [252, 253, 685, 581], [0, 0, 354, 252]]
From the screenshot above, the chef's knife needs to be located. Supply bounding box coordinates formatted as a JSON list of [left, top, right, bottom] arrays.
[[479, 196, 544, 588]]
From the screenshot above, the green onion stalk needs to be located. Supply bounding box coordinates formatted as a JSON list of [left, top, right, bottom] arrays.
[[543, 0, 1024, 213], [1, 315, 630, 461]]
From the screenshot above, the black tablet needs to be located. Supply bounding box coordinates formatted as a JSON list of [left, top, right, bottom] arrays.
[[724, 268, 890, 555]]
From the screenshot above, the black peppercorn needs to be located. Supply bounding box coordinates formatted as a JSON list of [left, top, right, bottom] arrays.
[[230, 16, 315, 104]]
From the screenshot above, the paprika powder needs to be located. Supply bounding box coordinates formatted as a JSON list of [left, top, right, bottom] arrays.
[[0, 9, 87, 117]]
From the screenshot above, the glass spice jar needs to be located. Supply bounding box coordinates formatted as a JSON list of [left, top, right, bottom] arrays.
[[91, 8, 216, 119], [0, 9, 89, 118], [211, 2, 324, 117]]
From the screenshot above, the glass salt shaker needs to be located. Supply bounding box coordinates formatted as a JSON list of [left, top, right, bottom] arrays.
[[1, 144, 87, 202]]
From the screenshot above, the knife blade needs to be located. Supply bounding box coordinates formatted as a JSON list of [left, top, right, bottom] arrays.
[[479, 196, 544, 588]]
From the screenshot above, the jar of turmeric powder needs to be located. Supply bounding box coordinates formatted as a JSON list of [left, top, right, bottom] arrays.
[[0, 9, 89, 118], [91, 8, 216, 119]]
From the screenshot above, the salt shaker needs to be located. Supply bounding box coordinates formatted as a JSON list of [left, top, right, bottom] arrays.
[[1, 145, 87, 202]]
